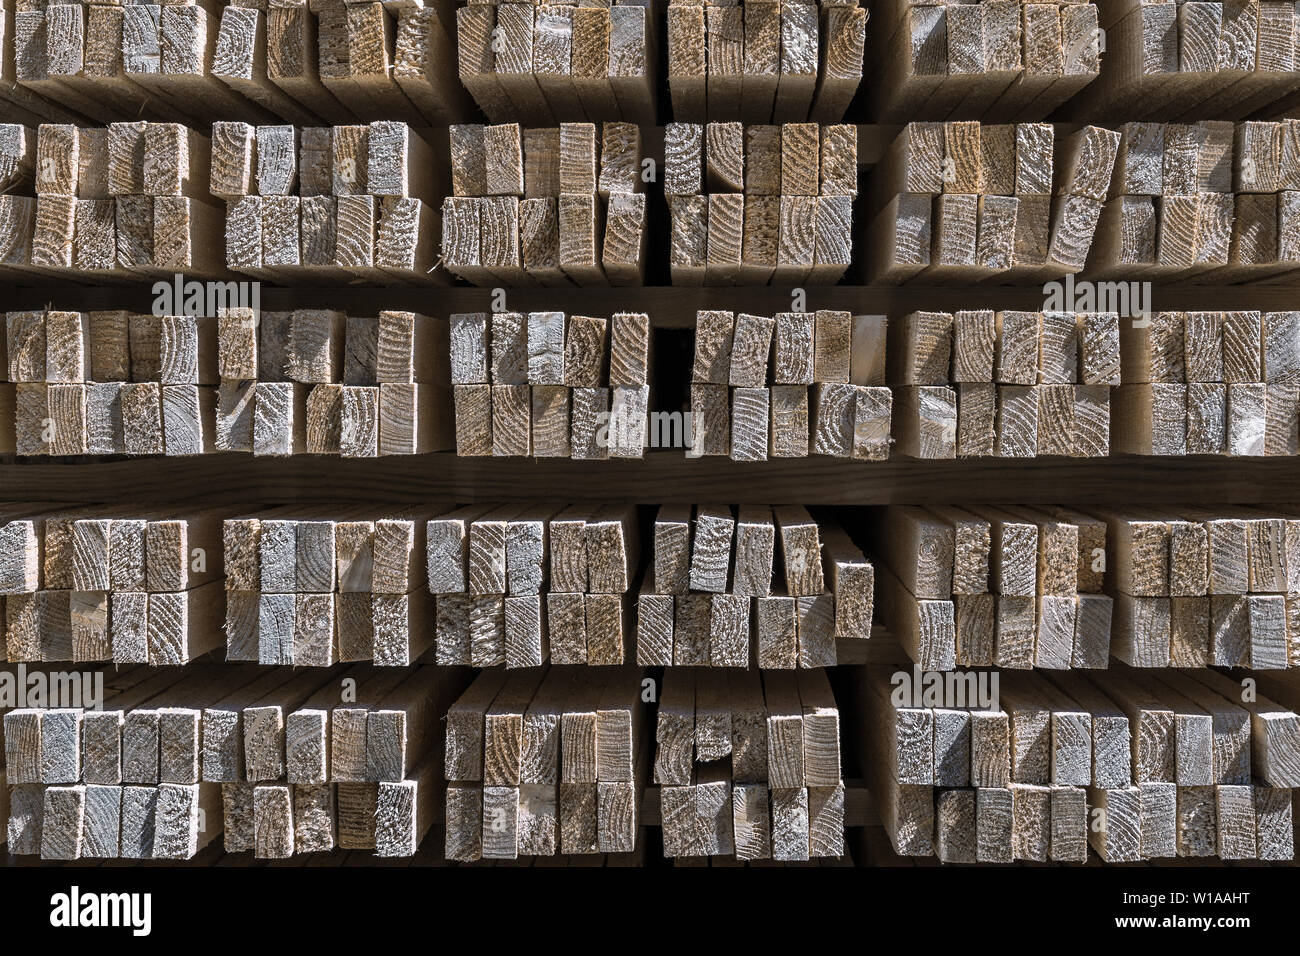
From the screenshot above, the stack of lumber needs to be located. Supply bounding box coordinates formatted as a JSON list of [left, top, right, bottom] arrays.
[[1091, 120, 1300, 281], [1070, 0, 1300, 122], [636, 505, 873, 668], [689, 310, 889, 460], [213, 0, 469, 126], [656, 667, 844, 861], [443, 122, 646, 286], [4, 664, 230, 860], [0, 122, 222, 279], [1092, 506, 1300, 669], [867, 122, 1121, 282], [2, 663, 227, 859], [666, 0, 867, 123], [0, 508, 227, 664], [217, 664, 471, 858], [7, 0, 274, 124], [4, 306, 451, 458], [1, 663, 469, 859], [429, 505, 638, 666], [450, 311, 651, 458], [212, 121, 441, 282], [216, 307, 453, 457], [444, 666, 645, 861], [4, 0, 466, 126], [0, 661, 126, 854], [858, 665, 1299, 862], [889, 308, 1121, 459], [1114, 310, 1300, 456], [870, 0, 1102, 122], [665, 122, 857, 285], [223, 508, 443, 666], [5, 308, 220, 457], [456, 1, 656, 125], [873, 504, 1113, 670]]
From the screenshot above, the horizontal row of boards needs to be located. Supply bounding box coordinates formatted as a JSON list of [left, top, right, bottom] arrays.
[[4, 1, 858, 130], [0, 662, 851, 862], [10, 118, 1300, 285], [18, 0, 1300, 132], [10, 655, 1300, 863], [858, 662, 1300, 862], [0, 503, 871, 668], [4, 502, 1300, 672], [7, 306, 1300, 460]]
